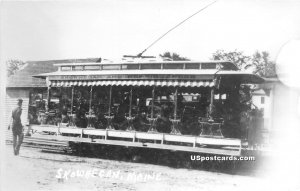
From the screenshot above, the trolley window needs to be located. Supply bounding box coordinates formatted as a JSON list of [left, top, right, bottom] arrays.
[[185, 63, 200, 69], [121, 64, 140, 70], [72, 66, 84, 71], [163, 63, 184, 69], [84, 65, 101, 70], [61, 66, 71, 71], [201, 63, 217, 69], [141, 64, 161, 69], [102, 65, 121, 70]]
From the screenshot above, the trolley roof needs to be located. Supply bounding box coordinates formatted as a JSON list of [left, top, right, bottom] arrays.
[[33, 60, 264, 85]]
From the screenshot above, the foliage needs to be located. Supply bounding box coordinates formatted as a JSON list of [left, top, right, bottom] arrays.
[[212, 49, 250, 70], [212, 49, 277, 77], [6, 59, 26, 77], [159, 52, 190, 61], [250, 51, 277, 77]]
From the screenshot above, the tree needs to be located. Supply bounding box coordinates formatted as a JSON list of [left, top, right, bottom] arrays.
[[160, 52, 190, 61], [249, 51, 276, 77], [212, 49, 277, 77], [6, 59, 26, 77], [212, 49, 250, 70]]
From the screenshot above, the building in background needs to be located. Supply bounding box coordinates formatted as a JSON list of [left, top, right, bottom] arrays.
[[5, 58, 101, 127], [252, 77, 300, 146]]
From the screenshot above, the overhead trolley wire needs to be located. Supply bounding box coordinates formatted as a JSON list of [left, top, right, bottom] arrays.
[[136, 0, 218, 57]]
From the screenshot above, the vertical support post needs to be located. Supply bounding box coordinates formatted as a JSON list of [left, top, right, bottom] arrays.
[[170, 87, 181, 135], [46, 86, 51, 113], [45, 77, 51, 113], [71, 86, 74, 114], [209, 88, 215, 119], [151, 87, 155, 118], [126, 87, 135, 131], [173, 87, 178, 120], [87, 86, 94, 128], [59, 86, 63, 127], [136, 95, 140, 114], [129, 87, 133, 117], [41, 89, 43, 100], [57, 126, 60, 136], [106, 86, 114, 130], [44, 84, 51, 125], [133, 131, 136, 142], [69, 86, 75, 127], [108, 86, 112, 116], [239, 140, 242, 156], [148, 86, 158, 133], [89, 86, 93, 115], [59, 86, 62, 104]]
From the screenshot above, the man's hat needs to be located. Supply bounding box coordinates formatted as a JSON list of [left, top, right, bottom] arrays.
[[17, 98, 23, 103]]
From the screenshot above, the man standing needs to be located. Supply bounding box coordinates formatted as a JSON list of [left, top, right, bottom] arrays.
[[8, 99, 24, 155]]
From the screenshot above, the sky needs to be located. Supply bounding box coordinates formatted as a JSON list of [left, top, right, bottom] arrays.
[[1, 0, 300, 62]]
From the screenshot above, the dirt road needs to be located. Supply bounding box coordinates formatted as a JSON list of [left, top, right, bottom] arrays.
[[0, 145, 289, 191]]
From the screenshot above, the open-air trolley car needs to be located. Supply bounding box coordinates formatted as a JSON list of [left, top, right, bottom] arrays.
[[30, 58, 264, 156]]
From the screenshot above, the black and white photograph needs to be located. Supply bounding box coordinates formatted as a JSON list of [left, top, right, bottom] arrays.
[[0, 0, 300, 190]]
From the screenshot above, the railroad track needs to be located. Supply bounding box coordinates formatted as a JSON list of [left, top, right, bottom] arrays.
[[5, 130, 71, 153]]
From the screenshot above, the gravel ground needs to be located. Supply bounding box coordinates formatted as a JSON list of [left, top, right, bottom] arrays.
[[0, 145, 295, 191]]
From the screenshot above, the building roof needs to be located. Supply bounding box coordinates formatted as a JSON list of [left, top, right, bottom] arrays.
[[6, 58, 101, 88]]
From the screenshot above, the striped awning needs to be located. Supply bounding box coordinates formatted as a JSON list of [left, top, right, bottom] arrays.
[[49, 80, 214, 87]]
